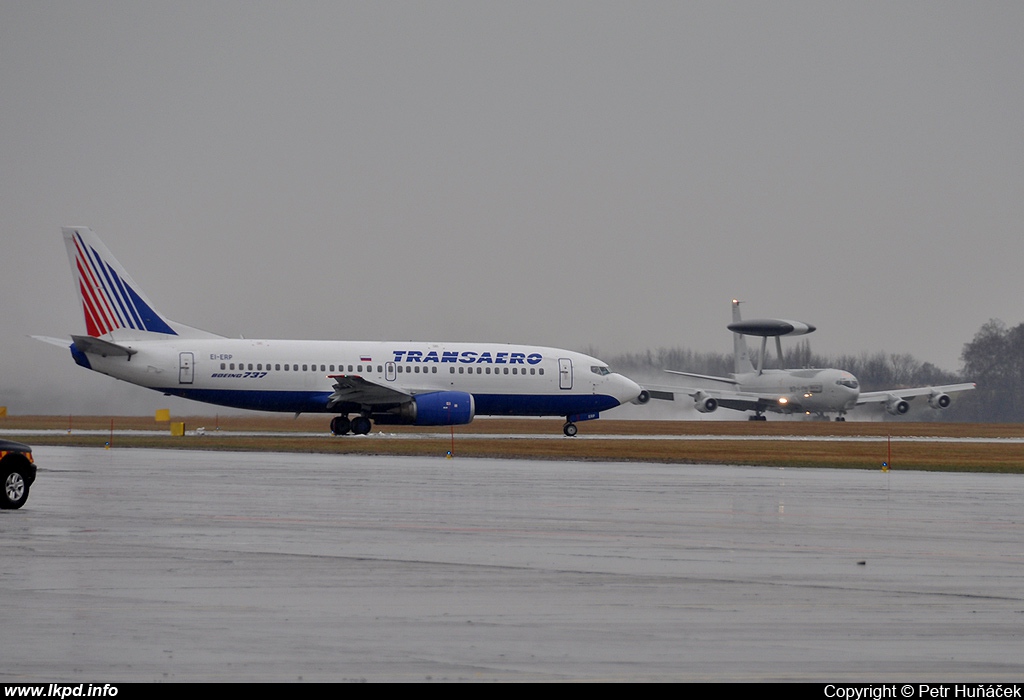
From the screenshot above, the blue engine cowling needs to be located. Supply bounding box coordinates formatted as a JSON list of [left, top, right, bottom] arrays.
[[373, 391, 476, 426]]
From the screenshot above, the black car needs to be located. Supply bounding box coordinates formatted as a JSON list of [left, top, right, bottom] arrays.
[[1, 439, 36, 509]]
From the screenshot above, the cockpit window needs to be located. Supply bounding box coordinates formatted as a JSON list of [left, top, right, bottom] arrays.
[[591, 366, 610, 376], [837, 378, 859, 389]]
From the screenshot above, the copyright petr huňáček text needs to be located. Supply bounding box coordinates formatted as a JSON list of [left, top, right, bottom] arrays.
[[825, 686, 1021, 700]]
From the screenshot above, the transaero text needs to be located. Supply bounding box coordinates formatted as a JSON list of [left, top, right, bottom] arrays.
[[824, 686, 1021, 699], [392, 351, 543, 365]]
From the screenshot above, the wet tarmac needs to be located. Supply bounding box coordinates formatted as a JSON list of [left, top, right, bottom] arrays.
[[2, 446, 1023, 681]]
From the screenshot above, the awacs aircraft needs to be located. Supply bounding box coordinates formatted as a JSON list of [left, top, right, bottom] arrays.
[[652, 300, 974, 421], [35, 227, 643, 436]]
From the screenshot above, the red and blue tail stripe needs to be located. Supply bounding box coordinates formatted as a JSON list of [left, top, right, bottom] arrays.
[[70, 231, 176, 337]]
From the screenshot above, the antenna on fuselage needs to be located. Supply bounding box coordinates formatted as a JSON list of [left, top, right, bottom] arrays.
[[727, 304, 816, 374]]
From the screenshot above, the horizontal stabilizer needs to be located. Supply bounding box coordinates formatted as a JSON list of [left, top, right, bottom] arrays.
[[30, 335, 73, 349], [70, 334, 137, 357]]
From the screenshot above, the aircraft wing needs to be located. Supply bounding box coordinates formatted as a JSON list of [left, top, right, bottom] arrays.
[[656, 370, 793, 412], [327, 374, 412, 409], [707, 390, 788, 413], [644, 383, 789, 413], [663, 369, 739, 385], [856, 383, 976, 406]]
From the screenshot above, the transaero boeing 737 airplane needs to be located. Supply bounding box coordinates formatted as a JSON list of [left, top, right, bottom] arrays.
[[36, 227, 645, 436]]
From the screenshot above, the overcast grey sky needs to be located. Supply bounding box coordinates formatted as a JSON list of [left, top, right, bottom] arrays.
[[2, 2, 1022, 414]]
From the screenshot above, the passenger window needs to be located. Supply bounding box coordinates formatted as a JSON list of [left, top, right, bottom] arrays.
[[220, 363, 226, 370]]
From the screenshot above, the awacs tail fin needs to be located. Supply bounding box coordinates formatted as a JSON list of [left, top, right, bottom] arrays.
[[731, 300, 756, 374], [62, 227, 220, 340]]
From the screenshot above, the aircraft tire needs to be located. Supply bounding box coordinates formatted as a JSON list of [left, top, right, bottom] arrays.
[[330, 416, 351, 436], [352, 417, 372, 435], [563, 423, 578, 437], [1, 465, 29, 510]]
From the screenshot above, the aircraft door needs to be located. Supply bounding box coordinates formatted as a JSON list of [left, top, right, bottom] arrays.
[[558, 358, 573, 390], [179, 352, 194, 384], [386, 362, 396, 382]]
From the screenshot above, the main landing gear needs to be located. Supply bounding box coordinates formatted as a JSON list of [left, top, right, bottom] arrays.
[[748, 414, 767, 421], [562, 421, 578, 437], [331, 414, 372, 435]]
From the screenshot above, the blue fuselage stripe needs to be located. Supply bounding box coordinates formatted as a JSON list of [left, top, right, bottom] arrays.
[[157, 387, 622, 416]]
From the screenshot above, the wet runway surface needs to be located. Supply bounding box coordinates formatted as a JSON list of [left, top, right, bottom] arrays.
[[6, 427, 1024, 444], [3, 447, 1023, 681]]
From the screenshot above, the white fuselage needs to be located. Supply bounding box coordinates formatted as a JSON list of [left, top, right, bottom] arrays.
[[73, 335, 642, 417], [734, 368, 860, 414]]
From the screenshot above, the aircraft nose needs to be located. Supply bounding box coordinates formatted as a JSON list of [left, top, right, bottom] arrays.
[[611, 373, 643, 405], [845, 385, 860, 409]]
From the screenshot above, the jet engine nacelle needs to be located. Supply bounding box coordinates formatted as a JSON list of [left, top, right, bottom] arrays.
[[928, 392, 951, 410], [632, 389, 651, 405], [693, 391, 718, 414], [885, 397, 910, 416], [373, 391, 476, 426]]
